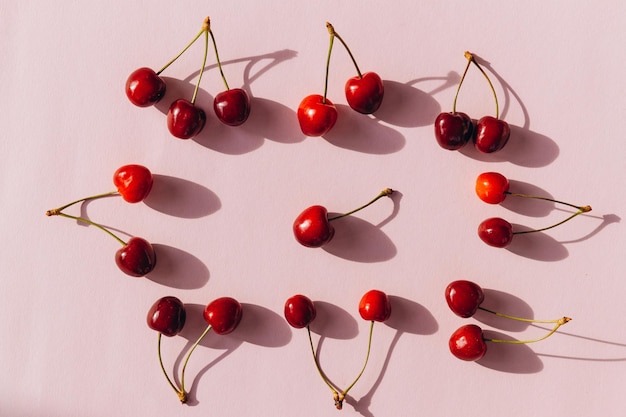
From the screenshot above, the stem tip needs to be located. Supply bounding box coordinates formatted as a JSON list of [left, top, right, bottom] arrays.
[[326, 22, 336, 35], [464, 51, 474, 61], [45, 209, 59, 216], [202, 16, 210, 32], [581, 205, 592, 213]]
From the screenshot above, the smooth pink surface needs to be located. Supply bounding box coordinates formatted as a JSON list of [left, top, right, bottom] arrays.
[[1, 2, 625, 416]]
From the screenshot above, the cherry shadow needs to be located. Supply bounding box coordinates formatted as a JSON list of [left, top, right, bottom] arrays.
[[505, 225, 569, 261], [474, 289, 534, 333], [147, 244, 210, 289], [235, 303, 292, 348], [309, 301, 359, 340], [536, 330, 626, 362], [500, 180, 555, 217], [477, 329, 544, 373], [239, 96, 304, 145], [144, 174, 221, 219]]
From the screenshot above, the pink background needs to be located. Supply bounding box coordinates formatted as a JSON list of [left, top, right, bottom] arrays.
[[2, 1, 625, 416]]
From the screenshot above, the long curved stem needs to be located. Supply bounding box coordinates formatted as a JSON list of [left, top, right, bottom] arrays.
[[327, 22, 362, 78], [190, 19, 211, 105], [328, 188, 393, 221], [45, 191, 119, 215], [208, 28, 230, 91], [51, 212, 127, 246], [452, 54, 473, 113], [178, 324, 212, 401], [505, 191, 591, 212], [478, 306, 567, 324], [157, 19, 207, 76], [465, 51, 500, 119], [322, 23, 336, 103], [336, 321, 375, 409], [157, 333, 185, 401], [306, 326, 339, 398], [513, 207, 591, 236], [485, 317, 571, 344]]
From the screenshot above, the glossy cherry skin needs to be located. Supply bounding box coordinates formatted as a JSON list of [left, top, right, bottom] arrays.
[[345, 72, 384, 114], [146, 296, 186, 337], [115, 237, 157, 277], [475, 172, 509, 204], [297, 94, 338, 137], [478, 217, 514, 248], [213, 88, 251, 126], [167, 99, 207, 139], [445, 280, 484, 318], [203, 297, 243, 335], [434, 112, 475, 150], [125, 67, 166, 107], [449, 324, 487, 361], [358, 289, 391, 322], [292, 205, 335, 248], [474, 116, 510, 153], [113, 164, 153, 203], [284, 294, 317, 328]]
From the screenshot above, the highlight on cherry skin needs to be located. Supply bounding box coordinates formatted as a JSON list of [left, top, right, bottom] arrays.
[[293, 188, 394, 248], [125, 67, 167, 107], [284, 294, 317, 329]]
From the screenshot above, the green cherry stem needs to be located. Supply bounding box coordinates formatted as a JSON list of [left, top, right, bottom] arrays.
[[46, 212, 127, 246], [45, 191, 119, 215], [465, 51, 500, 119], [190, 18, 211, 105], [505, 191, 591, 212], [326, 22, 362, 78], [157, 333, 187, 403], [513, 205, 592, 236], [156, 17, 208, 76], [479, 306, 568, 324], [322, 22, 337, 103], [452, 53, 473, 113], [484, 317, 571, 344], [306, 326, 339, 400], [328, 188, 394, 222], [178, 324, 213, 403], [207, 20, 230, 91]]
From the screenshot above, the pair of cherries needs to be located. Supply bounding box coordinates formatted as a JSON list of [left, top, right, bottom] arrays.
[[445, 280, 570, 361], [126, 16, 251, 139], [46, 164, 157, 277], [297, 22, 385, 137], [475, 172, 592, 248], [146, 295, 243, 403], [434, 51, 510, 153], [284, 290, 391, 410]]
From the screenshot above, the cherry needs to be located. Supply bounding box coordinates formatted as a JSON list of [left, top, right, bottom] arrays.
[[213, 88, 251, 126], [125, 67, 167, 107], [113, 164, 153, 203], [474, 115, 510, 153], [345, 72, 384, 114], [147, 296, 186, 337], [434, 112, 475, 150], [477, 217, 514, 248], [167, 98, 207, 139], [203, 297, 243, 335], [293, 188, 394, 248], [445, 280, 484, 318], [284, 294, 317, 329], [358, 289, 391, 322], [115, 236, 157, 277], [449, 324, 487, 361], [297, 94, 338, 137], [475, 171, 509, 204]]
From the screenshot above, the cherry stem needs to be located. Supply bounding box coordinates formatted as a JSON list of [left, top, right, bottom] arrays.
[[48, 212, 127, 246], [505, 191, 590, 212], [326, 22, 362, 78], [45, 191, 119, 215], [328, 188, 394, 222], [465, 51, 500, 119], [321, 22, 340, 103], [190, 18, 211, 105], [156, 17, 209, 76], [512, 205, 592, 236], [452, 53, 473, 113], [157, 332, 187, 403], [179, 324, 213, 402], [207, 22, 230, 91], [339, 321, 374, 408], [306, 326, 339, 400], [478, 306, 567, 324], [484, 317, 571, 344]]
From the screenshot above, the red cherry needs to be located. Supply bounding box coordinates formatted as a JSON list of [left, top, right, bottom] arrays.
[[358, 289, 391, 322], [146, 296, 186, 337], [125, 67, 166, 107], [284, 294, 317, 328], [449, 324, 487, 361], [113, 164, 153, 203], [203, 297, 243, 335], [297, 94, 338, 137], [167, 99, 207, 139], [474, 116, 510, 153], [433, 112, 475, 150], [115, 236, 157, 277], [345, 72, 384, 114], [478, 217, 514, 248], [475, 172, 509, 204], [213, 88, 251, 126], [445, 280, 484, 318], [292, 205, 335, 248]]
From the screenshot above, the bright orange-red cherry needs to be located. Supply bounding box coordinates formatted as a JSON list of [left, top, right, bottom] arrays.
[[475, 172, 509, 204]]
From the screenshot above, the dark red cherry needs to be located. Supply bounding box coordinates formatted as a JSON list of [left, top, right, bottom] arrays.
[[213, 88, 251, 126], [203, 297, 243, 335], [297, 94, 338, 137], [445, 280, 484, 318], [113, 164, 153, 203], [292, 205, 335, 248], [475, 172, 509, 204], [167, 99, 207, 139], [474, 116, 510, 153], [358, 289, 391, 322], [449, 324, 487, 361], [125, 67, 166, 107], [146, 296, 186, 337], [434, 112, 475, 150], [115, 237, 157, 277], [284, 294, 317, 328], [345, 72, 384, 114], [478, 217, 514, 248]]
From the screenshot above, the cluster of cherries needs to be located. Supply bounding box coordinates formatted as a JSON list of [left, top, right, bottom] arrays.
[[434, 51, 510, 154], [445, 280, 571, 361], [146, 295, 243, 403], [46, 164, 157, 277], [125, 16, 251, 139], [475, 171, 591, 248], [284, 290, 391, 410], [297, 22, 385, 137]]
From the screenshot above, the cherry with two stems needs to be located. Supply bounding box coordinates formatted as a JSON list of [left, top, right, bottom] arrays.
[[445, 280, 571, 361], [149, 296, 242, 403], [284, 290, 391, 410], [45, 165, 157, 277], [293, 188, 394, 248], [475, 172, 592, 248]]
